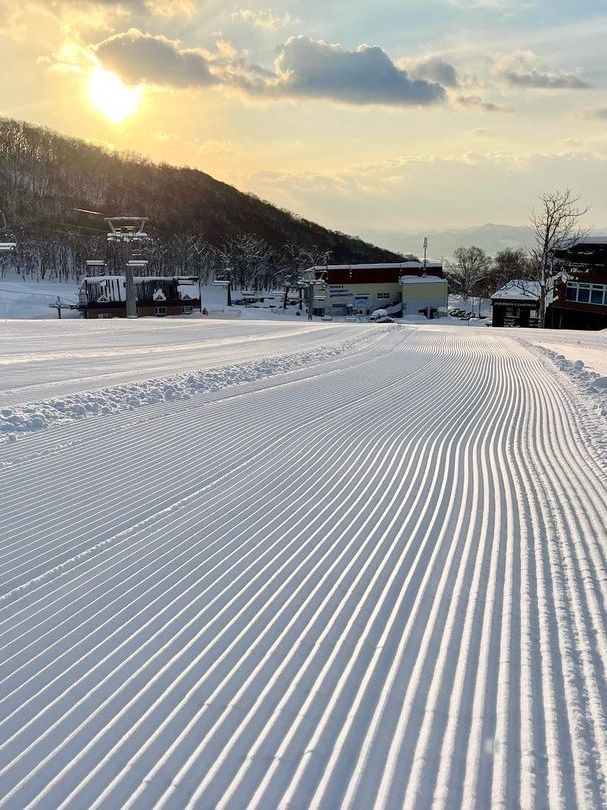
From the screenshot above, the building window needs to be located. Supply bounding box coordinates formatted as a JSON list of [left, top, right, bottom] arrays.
[[181, 305, 193, 314], [377, 293, 390, 299], [98, 313, 112, 319], [566, 281, 607, 306], [577, 283, 591, 303], [154, 306, 167, 316]]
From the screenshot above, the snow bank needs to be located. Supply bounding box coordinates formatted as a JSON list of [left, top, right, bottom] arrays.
[[531, 345, 607, 421], [0, 334, 375, 442]]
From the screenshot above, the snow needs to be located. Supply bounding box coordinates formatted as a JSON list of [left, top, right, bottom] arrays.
[[0, 320, 606, 808], [449, 293, 492, 317], [568, 235, 607, 245], [520, 329, 607, 377], [491, 280, 541, 301], [0, 318, 378, 409], [0, 278, 79, 319], [400, 275, 445, 284], [0, 329, 384, 441]]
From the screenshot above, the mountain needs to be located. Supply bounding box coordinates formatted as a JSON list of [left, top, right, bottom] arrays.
[[358, 224, 535, 261], [0, 117, 402, 280]]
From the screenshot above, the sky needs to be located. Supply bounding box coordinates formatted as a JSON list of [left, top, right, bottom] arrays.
[[1, 0, 607, 242]]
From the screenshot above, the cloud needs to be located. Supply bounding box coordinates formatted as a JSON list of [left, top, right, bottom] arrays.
[[230, 8, 294, 30], [50, 0, 198, 18], [494, 50, 591, 89], [143, 0, 196, 16], [95, 29, 215, 86], [405, 55, 459, 88], [447, 0, 533, 8], [467, 127, 495, 137], [94, 30, 448, 107], [272, 37, 446, 106], [455, 94, 513, 113]]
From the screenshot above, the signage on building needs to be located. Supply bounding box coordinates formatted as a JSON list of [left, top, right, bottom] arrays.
[[329, 285, 352, 298]]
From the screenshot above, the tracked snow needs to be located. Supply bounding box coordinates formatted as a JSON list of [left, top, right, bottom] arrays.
[[0, 321, 606, 809]]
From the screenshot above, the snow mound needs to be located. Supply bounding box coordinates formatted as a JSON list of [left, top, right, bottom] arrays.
[[0, 334, 375, 442], [532, 346, 607, 423]]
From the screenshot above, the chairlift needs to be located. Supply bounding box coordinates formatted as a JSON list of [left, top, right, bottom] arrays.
[[212, 270, 231, 287], [85, 259, 107, 275], [105, 216, 148, 238]]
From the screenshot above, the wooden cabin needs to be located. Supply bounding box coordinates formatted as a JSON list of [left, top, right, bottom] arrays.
[[491, 281, 540, 327]]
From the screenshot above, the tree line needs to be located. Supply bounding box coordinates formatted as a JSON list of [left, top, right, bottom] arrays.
[[0, 115, 400, 284], [0, 224, 334, 303]]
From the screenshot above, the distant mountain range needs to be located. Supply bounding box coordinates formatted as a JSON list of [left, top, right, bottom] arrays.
[[358, 224, 535, 261], [359, 223, 607, 261]]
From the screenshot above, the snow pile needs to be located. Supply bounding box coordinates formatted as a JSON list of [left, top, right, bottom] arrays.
[[491, 280, 540, 301], [0, 333, 380, 442], [533, 345, 607, 420]]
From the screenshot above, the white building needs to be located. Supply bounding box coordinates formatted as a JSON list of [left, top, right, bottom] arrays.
[[311, 261, 444, 316], [400, 275, 449, 317]]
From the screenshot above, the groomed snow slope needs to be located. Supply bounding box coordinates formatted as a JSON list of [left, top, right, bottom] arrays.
[[1, 322, 606, 809], [0, 318, 374, 407]]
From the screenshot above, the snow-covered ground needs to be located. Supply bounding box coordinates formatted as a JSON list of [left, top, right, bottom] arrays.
[[0, 318, 374, 410], [0, 278, 79, 319], [0, 319, 606, 809], [524, 329, 607, 376]]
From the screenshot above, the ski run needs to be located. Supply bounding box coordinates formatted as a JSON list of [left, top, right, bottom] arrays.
[[1, 318, 606, 810]]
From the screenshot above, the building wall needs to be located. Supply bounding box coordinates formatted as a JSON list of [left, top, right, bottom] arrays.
[[401, 281, 448, 315], [84, 303, 199, 319], [492, 299, 539, 327], [548, 273, 607, 330], [322, 282, 402, 314], [322, 266, 442, 284]]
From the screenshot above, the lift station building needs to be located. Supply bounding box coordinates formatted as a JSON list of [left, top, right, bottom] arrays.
[[312, 261, 446, 317]]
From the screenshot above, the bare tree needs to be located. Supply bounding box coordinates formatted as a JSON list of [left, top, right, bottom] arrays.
[[530, 189, 588, 327], [492, 248, 532, 289], [446, 246, 492, 302], [277, 242, 332, 309], [216, 234, 277, 305]]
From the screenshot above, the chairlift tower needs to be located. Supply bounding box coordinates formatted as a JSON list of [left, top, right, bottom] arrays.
[[298, 267, 327, 320], [106, 216, 149, 318]]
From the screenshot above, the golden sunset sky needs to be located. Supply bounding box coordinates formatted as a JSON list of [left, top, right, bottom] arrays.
[[2, 0, 607, 239]]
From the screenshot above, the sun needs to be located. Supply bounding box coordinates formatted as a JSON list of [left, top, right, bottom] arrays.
[[89, 66, 143, 123]]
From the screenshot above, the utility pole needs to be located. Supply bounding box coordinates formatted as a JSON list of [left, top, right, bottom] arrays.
[[49, 296, 63, 319], [422, 237, 428, 276]]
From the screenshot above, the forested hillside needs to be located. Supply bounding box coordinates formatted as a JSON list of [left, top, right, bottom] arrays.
[[0, 118, 401, 284]]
